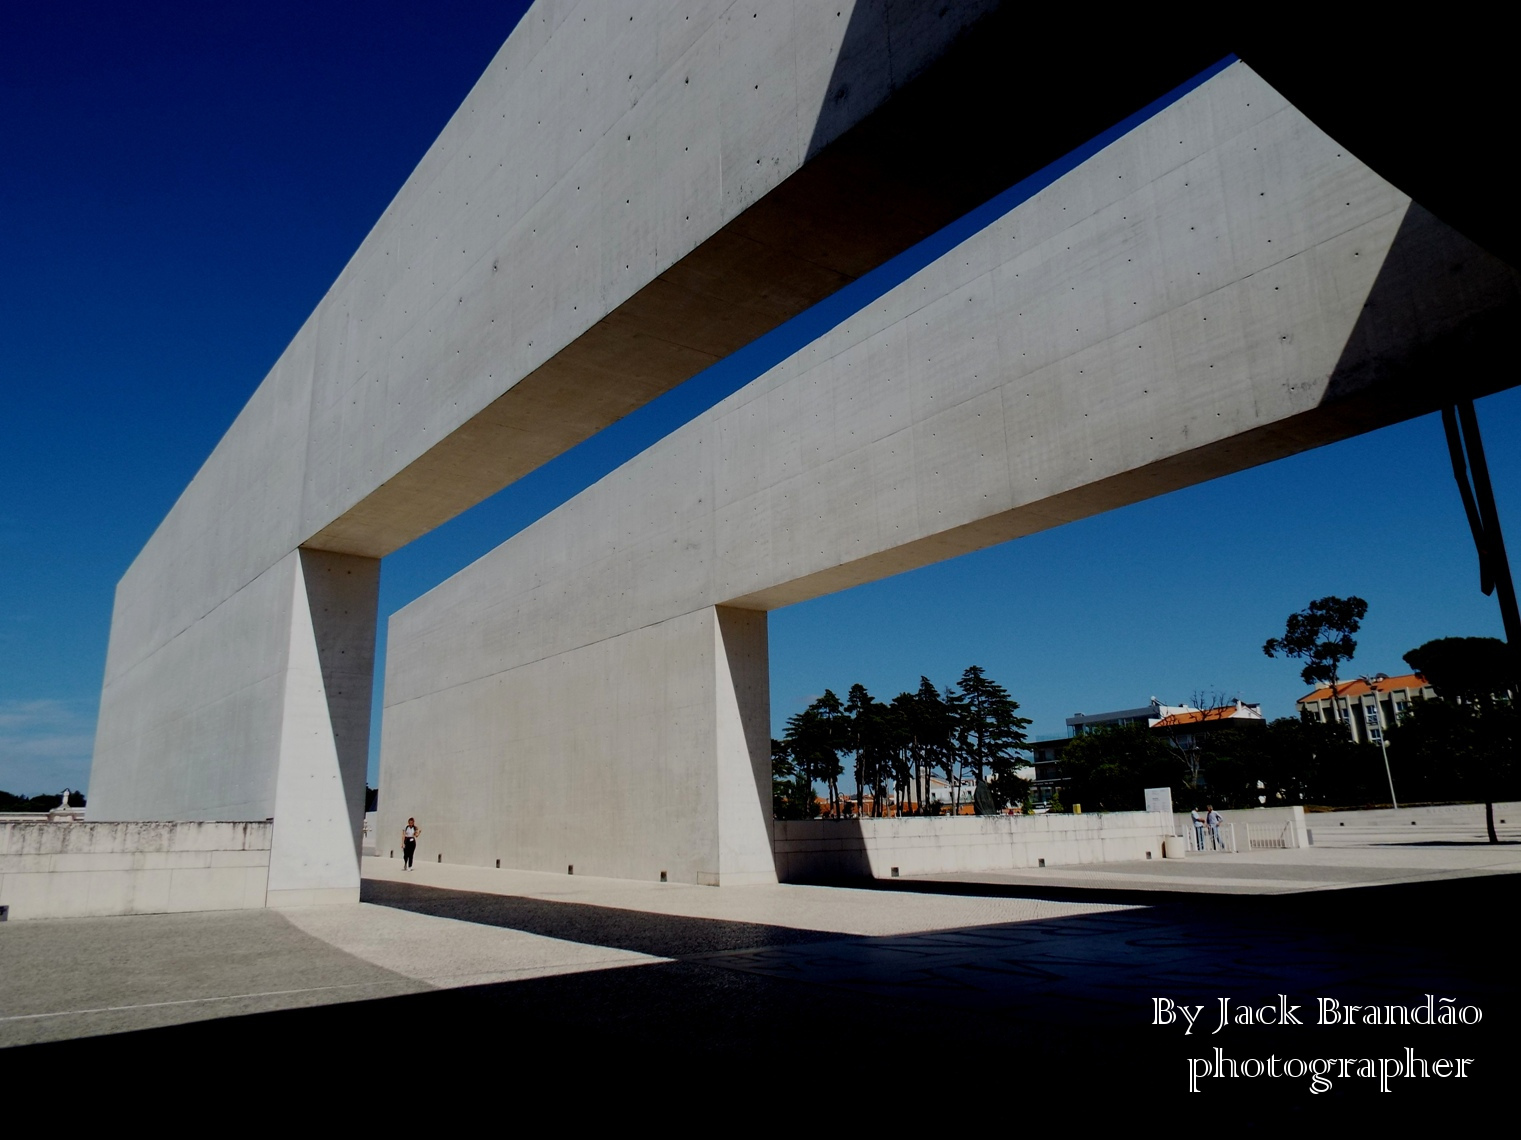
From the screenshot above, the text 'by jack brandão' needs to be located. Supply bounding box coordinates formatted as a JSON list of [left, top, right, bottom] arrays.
[[1152, 995, 1481, 1093]]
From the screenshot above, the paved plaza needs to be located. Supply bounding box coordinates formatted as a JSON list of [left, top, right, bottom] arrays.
[[4, 830, 1515, 1109]]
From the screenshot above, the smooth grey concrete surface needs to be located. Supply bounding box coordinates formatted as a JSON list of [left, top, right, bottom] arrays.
[[0, 903, 661, 1048], [365, 843, 1521, 904], [7, 847, 1514, 1114], [360, 856, 1134, 937], [1, 866, 1125, 1047], [380, 61, 1520, 884], [773, 809, 1174, 881], [91, 548, 379, 906], [1305, 801, 1521, 846], [0, 821, 271, 920], [0, 909, 422, 1047], [911, 840, 1521, 897], [89, 0, 1013, 893]]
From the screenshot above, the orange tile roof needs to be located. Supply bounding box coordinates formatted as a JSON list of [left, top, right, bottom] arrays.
[[1152, 705, 1254, 728], [1298, 673, 1428, 703]]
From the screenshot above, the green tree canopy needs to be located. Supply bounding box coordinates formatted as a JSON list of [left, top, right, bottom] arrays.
[[891, 677, 954, 815], [954, 665, 1031, 809], [1057, 723, 1180, 812], [784, 690, 847, 816], [846, 683, 903, 817], [1264, 595, 1368, 691], [770, 737, 818, 820], [1386, 699, 1518, 806], [1403, 637, 1513, 705]]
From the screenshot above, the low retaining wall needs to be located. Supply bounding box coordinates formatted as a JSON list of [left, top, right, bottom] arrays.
[[1304, 801, 1521, 844], [0, 821, 271, 920], [773, 812, 1170, 881]]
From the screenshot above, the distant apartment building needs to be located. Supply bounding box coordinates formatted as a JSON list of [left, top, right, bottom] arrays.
[[1029, 696, 1265, 799], [1296, 672, 1434, 744], [1150, 700, 1267, 750]]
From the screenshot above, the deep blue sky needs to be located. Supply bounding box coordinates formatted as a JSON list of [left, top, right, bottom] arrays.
[[3, 2, 1516, 797]]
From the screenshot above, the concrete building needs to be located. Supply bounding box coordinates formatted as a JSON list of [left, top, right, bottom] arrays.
[[86, 2, 1521, 899], [1151, 700, 1267, 749], [1029, 699, 1263, 798], [1298, 672, 1435, 745]]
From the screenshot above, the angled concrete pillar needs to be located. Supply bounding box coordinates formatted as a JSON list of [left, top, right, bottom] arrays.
[[266, 550, 378, 906], [90, 547, 376, 904]]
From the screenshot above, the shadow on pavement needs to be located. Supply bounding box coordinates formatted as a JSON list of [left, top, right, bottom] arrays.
[[9, 874, 1513, 1113]]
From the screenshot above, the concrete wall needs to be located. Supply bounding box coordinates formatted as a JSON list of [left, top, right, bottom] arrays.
[[382, 605, 773, 885], [0, 822, 271, 920], [91, 549, 376, 906], [1306, 801, 1521, 845], [380, 61, 1520, 884], [774, 813, 1169, 881]]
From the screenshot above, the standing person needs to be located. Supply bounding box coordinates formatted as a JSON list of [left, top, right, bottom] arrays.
[[402, 817, 420, 870], [1191, 808, 1206, 851], [1206, 806, 1223, 851]]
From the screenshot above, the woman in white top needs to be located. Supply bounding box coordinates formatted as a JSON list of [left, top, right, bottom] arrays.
[[402, 818, 420, 870]]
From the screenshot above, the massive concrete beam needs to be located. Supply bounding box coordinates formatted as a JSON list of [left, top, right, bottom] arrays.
[[378, 63, 1520, 884], [91, 0, 1520, 900], [92, 1, 1035, 894], [109, 0, 1264, 894]]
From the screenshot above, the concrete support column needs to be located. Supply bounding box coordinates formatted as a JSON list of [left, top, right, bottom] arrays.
[[265, 549, 378, 907], [710, 606, 777, 886]]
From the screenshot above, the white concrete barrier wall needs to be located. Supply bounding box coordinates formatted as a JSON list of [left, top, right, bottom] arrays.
[[0, 822, 272, 920], [772, 812, 1169, 881], [1306, 801, 1521, 844]]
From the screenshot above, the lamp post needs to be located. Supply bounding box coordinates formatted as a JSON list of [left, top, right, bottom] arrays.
[[1359, 674, 1398, 809]]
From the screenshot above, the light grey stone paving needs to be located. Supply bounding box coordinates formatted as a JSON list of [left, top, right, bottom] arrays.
[[361, 857, 1135, 935], [0, 902, 662, 1047], [911, 839, 1521, 895]]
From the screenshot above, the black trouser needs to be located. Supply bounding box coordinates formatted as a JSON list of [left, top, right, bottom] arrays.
[[403, 838, 416, 868]]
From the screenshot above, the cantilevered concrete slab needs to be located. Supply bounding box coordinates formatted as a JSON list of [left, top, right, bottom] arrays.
[[92, 1, 1058, 902], [102, 0, 1293, 903], [378, 63, 1520, 884], [91, 0, 1521, 905]]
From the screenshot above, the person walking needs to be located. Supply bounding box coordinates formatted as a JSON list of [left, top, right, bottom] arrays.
[[402, 817, 420, 870], [1206, 806, 1223, 851]]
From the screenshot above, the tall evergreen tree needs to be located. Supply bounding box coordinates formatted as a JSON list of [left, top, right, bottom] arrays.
[[785, 690, 847, 816], [846, 684, 898, 817], [941, 682, 968, 810], [954, 665, 1032, 809], [891, 677, 952, 814], [770, 737, 818, 819]]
